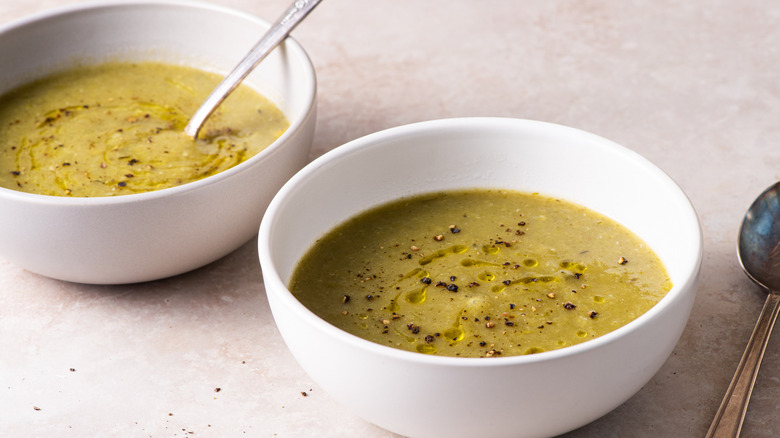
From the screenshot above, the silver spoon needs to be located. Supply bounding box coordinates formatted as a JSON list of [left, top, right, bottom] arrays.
[[184, 0, 323, 139], [706, 181, 780, 437]]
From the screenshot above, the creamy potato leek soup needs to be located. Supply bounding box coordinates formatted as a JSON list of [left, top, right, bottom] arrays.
[[0, 61, 288, 197], [290, 189, 672, 358]]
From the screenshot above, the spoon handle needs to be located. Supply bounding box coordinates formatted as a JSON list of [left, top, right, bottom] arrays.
[[184, 0, 323, 139], [705, 291, 780, 438]]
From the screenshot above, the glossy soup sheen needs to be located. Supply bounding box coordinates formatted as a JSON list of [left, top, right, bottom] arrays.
[[290, 189, 672, 358], [0, 61, 288, 197]]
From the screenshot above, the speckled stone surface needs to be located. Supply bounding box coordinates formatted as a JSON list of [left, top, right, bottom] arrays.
[[2, 1, 780, 436]]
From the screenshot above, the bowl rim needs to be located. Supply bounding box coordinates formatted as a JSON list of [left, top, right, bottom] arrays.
[[259, 116, 703, 367], [0, 0, 317, 206]]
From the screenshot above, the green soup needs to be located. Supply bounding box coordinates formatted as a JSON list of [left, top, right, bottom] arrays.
[[0, 61, 288, 197], [290, 189, 672, 358]]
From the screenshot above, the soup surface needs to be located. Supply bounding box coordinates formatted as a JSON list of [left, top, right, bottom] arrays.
[[290, 189, 672, 358], [0, 61, 288, 196]]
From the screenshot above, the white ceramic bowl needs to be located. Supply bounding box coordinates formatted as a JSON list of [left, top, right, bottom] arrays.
[[259, 118, 702, 438], [0, 0, 316, 284]]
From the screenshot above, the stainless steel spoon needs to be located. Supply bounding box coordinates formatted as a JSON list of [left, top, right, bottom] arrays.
[[184, 0, 323, 139], [706, 181, 780, 437]]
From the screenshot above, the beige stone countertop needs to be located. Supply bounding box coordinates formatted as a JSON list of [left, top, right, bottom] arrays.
[[2, 0, 780, 436]]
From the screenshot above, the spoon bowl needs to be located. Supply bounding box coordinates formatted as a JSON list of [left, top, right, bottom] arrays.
[[706, 182, 780, 437], [739, 182, 780, 290]]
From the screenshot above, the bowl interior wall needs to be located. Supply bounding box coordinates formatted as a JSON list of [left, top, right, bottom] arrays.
[[0, 2, 311, 119], [268, 119, 700, 293]]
